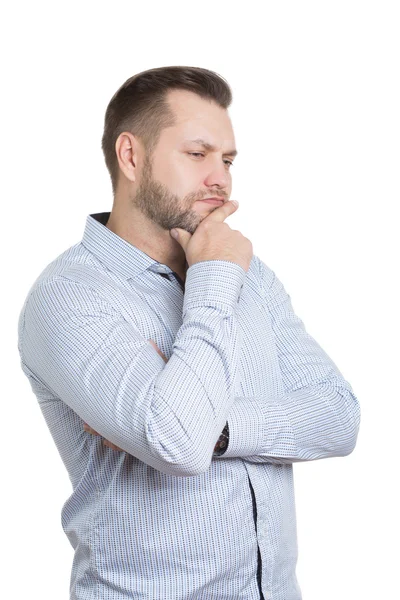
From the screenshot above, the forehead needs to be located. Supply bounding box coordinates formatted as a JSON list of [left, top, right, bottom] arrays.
[[163, 89, 236, 147]]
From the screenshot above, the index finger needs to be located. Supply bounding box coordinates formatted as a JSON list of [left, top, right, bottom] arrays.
[[201, 200, 239, 223], [148, 339, 168, 362]]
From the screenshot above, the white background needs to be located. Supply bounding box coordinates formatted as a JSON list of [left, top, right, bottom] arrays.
[[1, 1, 399, 598]]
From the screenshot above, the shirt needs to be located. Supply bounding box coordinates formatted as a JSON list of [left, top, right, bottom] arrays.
[[17, 211, 361, 600]]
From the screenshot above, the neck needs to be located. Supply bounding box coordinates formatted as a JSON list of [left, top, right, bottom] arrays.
[[105, 205, 187, 279]]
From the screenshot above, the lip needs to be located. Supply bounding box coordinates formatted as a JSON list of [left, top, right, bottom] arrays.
[[198, 197, 224, 206]]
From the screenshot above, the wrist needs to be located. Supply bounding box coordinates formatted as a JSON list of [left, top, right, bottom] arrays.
[[213, 422, 229, 456]]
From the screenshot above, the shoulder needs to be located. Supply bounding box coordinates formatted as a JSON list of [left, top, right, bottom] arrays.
[[18, 244, 118, 353], [19, 240, 121, 308], [250, 254, 278, 295]]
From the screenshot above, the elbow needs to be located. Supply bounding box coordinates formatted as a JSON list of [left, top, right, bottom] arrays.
[[177, 455, 212, 477], [329, 387, 361, 458], [303, 384, 361, 461], [336, 420, 360, 457], [146, 421, 213, 477], [332, 431, 359, 458], [151, 447, 212, 478], [145, 389, 216, 477]]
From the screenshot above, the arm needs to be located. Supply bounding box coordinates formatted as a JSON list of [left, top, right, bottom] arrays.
[[19, 261, 246, 477], [220, 257, 361, 464]]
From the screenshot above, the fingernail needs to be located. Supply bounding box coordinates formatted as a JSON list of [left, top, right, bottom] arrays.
[[231, 200, 239, 207]]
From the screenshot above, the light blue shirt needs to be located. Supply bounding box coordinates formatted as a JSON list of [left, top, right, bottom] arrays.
[[17, 212, 360, 600]]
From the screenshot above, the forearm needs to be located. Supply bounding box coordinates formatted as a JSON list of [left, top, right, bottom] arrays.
[[21, 261, 246, 478], [213, 256, 361, 464], [217, 378, 360, 464]]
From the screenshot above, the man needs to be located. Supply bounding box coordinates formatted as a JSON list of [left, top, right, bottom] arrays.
[[17, 66, 360, 600]]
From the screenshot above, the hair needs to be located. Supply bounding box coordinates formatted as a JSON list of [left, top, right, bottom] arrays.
[[101, 66, 233, 196]]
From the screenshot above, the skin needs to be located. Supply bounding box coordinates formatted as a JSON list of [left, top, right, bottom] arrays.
[[85, 88, 239, 450], [105, 88, 237, 282]]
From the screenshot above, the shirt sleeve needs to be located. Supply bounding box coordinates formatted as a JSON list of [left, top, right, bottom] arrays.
[[18, 260, 246, 477], [221, 257, 361, 464]]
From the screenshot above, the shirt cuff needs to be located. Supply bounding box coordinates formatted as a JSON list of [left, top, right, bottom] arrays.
[[222, 397, 266, 458], [183, 260, 246, 316]]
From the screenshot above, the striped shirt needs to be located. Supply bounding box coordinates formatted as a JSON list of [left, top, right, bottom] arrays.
[[17, 211, 360, 600]]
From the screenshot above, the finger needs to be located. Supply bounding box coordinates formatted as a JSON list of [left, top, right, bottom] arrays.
[[170, 227, 192, 252], [103, 440, 124, 451], [84, 424, 101, 436], [201, 199, 238, 223], [148, 339, 168, 362], [169, 200, 238, 249]]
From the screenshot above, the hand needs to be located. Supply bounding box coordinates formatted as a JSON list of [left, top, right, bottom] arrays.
[[83, 423, 124, 451], [148, 339, 168, 362], [170, 200, 253, 273], [83, 339, 168, 450]]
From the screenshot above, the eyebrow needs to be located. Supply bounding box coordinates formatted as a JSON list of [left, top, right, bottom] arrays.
[[184, 138, 238, 158]]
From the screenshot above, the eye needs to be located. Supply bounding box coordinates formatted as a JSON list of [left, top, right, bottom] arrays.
[[188, 153, 233, 168]]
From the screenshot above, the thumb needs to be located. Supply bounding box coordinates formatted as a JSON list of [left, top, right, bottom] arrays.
[[170, 227, 192, 251]]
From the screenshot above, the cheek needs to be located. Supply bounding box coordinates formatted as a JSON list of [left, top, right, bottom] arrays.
[[163, 163, 203, 199], [153, 157, 174, 186], [153, 156, 188, 192]]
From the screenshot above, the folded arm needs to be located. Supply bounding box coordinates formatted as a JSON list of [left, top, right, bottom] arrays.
[[19, 261, 246, 477], [221, 257, 361, 464]]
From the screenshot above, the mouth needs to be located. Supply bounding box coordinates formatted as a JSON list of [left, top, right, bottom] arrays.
[[197, 197, 224, 206]]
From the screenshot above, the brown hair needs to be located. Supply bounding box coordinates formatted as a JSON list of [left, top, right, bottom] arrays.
[[101, 66, 233, 196]]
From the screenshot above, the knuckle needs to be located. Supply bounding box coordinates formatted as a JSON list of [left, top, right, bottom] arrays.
[[219, 223, 230, 233]]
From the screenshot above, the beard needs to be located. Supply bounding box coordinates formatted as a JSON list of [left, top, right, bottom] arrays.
[[131, 153, 213, 235]]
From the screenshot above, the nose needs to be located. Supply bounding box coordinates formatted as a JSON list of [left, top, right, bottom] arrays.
[[203, 160, 230, 190]]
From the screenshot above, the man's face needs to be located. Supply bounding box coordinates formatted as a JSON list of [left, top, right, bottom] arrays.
[[132, 89, 237, 235]]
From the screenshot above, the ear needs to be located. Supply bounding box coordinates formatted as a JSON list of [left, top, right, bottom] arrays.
[[115, 131, 139, 184]]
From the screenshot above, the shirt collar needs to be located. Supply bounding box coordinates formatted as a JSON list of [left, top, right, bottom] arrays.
[[81, 212, 177, 280]]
